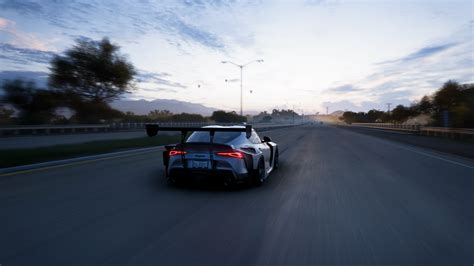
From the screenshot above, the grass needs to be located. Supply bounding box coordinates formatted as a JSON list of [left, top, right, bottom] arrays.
[[0, 135, 181, 168]]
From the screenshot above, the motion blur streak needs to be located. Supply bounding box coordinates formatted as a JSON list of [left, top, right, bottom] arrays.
[[0, 125, 472, 265]]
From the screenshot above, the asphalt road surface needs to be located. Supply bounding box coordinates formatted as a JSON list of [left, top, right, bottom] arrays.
[[1, 125, 472, 265], [339, 125, 474, 159]]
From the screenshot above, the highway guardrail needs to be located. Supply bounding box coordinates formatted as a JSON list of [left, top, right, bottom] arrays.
[[351, 123, 421, 131], [0, 122, 304, 137], [348, 123, 474, 140]]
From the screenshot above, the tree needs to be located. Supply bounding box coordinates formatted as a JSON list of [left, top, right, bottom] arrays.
[[390, 105, 416, 122], [147, 109, 173, 122], [460, 84, 474, 128], [341, 111, 355, 123], [261, 115, 272, 122], [366, 109, 386, 122], [172, 113, 207, 122], [413, 95, 433, 114], [0, 105, 14, 125], [1, 79, 61, 124], [211, 110, 246, 123], [341, 111, 362, 123], [49, 38, 136, 103], [432, 80, 462, 113], [252, 111, 273, 122], [68, 100, 123, 124], [431, 80, 473, 127], [340, 80, 473, 128]]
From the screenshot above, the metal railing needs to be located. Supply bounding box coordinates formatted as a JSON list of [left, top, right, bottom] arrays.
[[419, 127, 474, 138], [351, 123, 421, 131], [348, 123, 474, 140]]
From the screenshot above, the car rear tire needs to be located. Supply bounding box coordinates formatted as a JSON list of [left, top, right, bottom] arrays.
[[253, 159, 265, 186], [274, 149, 279, 169]]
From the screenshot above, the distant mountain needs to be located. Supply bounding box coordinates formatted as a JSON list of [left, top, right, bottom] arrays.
[[111, 99, 218, 115]]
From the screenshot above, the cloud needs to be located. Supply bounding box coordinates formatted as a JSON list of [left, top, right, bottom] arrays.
[[1, 1, 472, 113], [1, 1, 228, 50], [0, 16, 50, 50], [140, 87, 178, 93], [136, 70, 187, 89], [168, 18, 223, 49], [0, 17, 14, 28], [377, 43, 458, 65], [322, 33, 472, 113], [67, 35, 95, 43], [0, 43, 56, 64], [181, 0, 236, 8], [0, 0, 42, 13], [304, 0, 340, 6], [327, 84, 362, 93]]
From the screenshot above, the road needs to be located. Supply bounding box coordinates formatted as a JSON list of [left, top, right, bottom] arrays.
[[0, 125, 472, 265]]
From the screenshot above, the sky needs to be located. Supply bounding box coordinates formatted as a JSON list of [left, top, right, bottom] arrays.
[[0, 0, 473, 114]]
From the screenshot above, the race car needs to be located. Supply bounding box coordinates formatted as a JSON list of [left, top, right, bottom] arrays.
[[146, 124, 279, 186]]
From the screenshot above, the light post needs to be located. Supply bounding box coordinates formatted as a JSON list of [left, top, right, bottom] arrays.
[[221, 59, 264, 116]]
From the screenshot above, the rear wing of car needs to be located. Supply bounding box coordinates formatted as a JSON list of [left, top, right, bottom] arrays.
[[145, 124, 252, 144]]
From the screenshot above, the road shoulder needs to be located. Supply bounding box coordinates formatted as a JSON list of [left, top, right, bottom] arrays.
[[335, 125, 474, 160]]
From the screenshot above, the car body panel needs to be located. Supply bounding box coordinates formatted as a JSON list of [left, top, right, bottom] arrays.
[[162, 125, 278, 184]]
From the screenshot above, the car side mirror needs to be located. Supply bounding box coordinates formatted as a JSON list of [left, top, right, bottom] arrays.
[[263, 136, 272, 142]]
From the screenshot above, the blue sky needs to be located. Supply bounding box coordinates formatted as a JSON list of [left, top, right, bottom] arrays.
[[0, 0, 472, 114]]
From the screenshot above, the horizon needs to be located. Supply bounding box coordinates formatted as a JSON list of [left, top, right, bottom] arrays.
[[1, 0, 473, 114]]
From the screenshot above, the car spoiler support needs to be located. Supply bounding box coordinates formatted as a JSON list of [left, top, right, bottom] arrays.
[[145, 124, 252, 142]]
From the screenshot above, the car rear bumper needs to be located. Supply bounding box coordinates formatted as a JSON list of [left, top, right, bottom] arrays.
[[169, 168, 250, 184]]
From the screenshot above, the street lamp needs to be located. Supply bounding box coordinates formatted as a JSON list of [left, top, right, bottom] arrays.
[[221, 59, 264, 116]]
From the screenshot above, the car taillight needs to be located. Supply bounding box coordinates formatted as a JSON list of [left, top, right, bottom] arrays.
[[169, 150, 186, 156], [215, 151, 244, 159]]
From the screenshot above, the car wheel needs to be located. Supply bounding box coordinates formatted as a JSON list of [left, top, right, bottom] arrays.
[[253, 159, 265, 186], [274, 149, 279, 169]]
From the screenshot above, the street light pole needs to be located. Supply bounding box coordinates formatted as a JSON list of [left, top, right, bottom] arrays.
[[222, 59, 263, 116], [240, 65, 243, 116]]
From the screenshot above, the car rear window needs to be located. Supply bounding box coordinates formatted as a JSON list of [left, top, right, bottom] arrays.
[[186, 131, 242, 143]]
